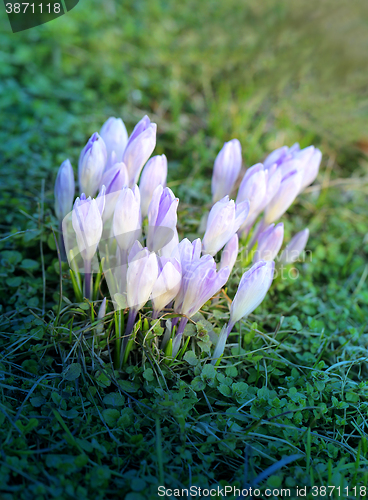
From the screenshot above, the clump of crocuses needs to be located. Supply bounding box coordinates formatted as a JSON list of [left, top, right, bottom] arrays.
[[54, 115, 320, 366]]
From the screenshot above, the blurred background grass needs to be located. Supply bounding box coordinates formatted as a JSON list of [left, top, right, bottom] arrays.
[[1, 0, 368, 199]]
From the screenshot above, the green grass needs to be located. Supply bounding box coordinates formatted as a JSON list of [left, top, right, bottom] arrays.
[[1, 0, 368, 498]]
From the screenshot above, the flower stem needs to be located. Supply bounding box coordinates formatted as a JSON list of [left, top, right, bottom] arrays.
[[121, 308, 137, 362], [84, 259, 92, 300], [58, 221, 67, 262], [172, 317, 188, 358]]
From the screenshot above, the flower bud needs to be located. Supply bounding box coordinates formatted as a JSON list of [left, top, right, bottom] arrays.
[[253, 223, 284, 262], [126, 247, 159, 311], [113, 185, 142, 252], [147, 186, 178, 253], [220, 234, 238, 273], [139, 155, 168, 217], [78, 132, 107, 197], [71, 196, 103, 263], [97, 297, 107, 320], [175, 255, 230, 318], [151, 257, 182, 315], [160, 227, 179, 258], [123, 115, 157, 186], [211, 139, 242, 203], [236, 163, 267, 232], [202, 196, 249, 256], [229, 260, 274, 326], [99, 162, 128, 222], [264, 167, 303, 224], [177, 238, 202, 275], [54, 159, 75, 221], [100, 117, 128, 163], [263, 145, 290, 169], [280, 228, 309, 264], [300, 148, 322, 191]]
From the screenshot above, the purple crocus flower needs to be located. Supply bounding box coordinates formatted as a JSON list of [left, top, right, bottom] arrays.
[[151, 256, 182, 318], [147, 186, 179, 253], [54, 159, 75, 222], [299, 148, 322, 192], [264, 167, 303, 224], [71, 191, 105, 299], [123, 246, 159, 350], [202, 196, 249, 256], [126, 247, 159, 312], [253, 223, 284, 262], [211, 139, 242, 203], [280, 228, 309, 264], [122, 115, 157, 186], [139, 155, 168, 217], [72, 194, 104, 264], [173, 254, 230, 356], [113, 185, 142, 254], [177, 238, 202, 275], [229, 260, 274, 327], [264, 143, 322, 197], [99, 162, 129, 222], [219, 233, 239, 273], [100, 117, 128, 163], [236, 163, 266, 232], [78, 132, 107, 197], [212, 260, 274, 363]]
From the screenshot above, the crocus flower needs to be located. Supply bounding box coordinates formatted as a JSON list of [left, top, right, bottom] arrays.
[[263, 146, 289, 170], [139, 155, 168, 217], [236, 163, 266, 232], [212, 260, 274, 363], [151, 257, 182, 317], [280, 228, 309, 264], [99, 162, 129, 222], [229, 260, 274, 327], [160, 227, 179, 258], [71, 192, 105, 298], [264, 143, 321, 194], [264, 167, 303, 224], [299, 148, 322, 191], [177, 238, 202, 275], [262, 165, 282, 211], [96, 297, 107, 336], [54, 159, 75, 222], [123, 246, 159, 348], [263, 143, 300, 170], [253, 223, 284, 262], [100, 117, 128, 163], [173, 255, 230, 356], [211, 139, 242, 203], [122, 115, 157, 186], [237, 164, 282, 237], [72, 195, 104, 263], [105, 150, 118, 171], [113, 185, 142, 253], [175, 255, 229, 317], [219, 234, 238, 273], [147, 186, 179, 253], [127, 247, 159, 312], [78, 132, 107, 197], [202, 196, 249, 256]]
